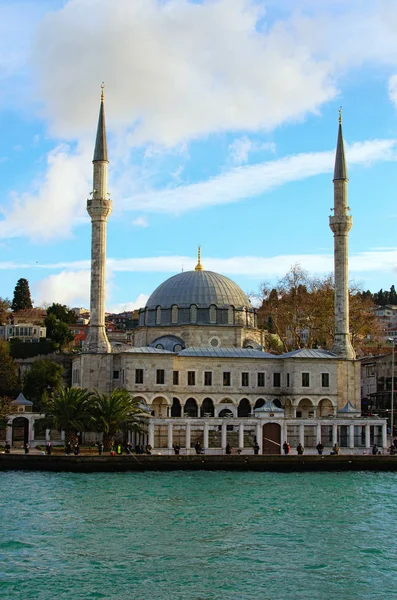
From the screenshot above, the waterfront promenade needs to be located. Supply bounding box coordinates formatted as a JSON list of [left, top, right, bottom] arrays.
[[2, 453, 397, 472]]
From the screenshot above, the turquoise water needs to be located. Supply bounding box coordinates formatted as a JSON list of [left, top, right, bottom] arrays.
[[1, 472, 396, 599]]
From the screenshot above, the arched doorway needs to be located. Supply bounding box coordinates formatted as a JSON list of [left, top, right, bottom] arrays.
[[12, 417, 29, 447], [254, 398, 265, 410], [171, 397, 181, 417], [262, 423, 281, 455], [297, 398, 314, 419], [151, 397, 169, 418], [318, 398, 334, 417], [201, 398, 214, 417], [238, 398, 251, 417], [184, 398, 198, 418], [219, 408, 234, 418]]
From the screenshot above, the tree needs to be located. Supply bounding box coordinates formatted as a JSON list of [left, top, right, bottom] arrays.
[[92, 388, 145, 450], [42, 387, 94, 445], [23, 359, 64, 410], [44, 314, 74, 350], [11, 278, 33, 312], [258, 264, 380, 352], [47, 303, 77, 324], [0, 297, 11, 325], [0, 340, 18, 398]]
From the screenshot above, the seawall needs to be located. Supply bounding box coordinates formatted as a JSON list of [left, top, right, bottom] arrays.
[[2, 454, 397, 473]]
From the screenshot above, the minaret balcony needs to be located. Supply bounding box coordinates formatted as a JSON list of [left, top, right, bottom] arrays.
[[329, 214, 352, 235], [87, 198, 112, 220]]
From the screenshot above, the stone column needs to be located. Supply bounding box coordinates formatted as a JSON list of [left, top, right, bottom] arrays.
[[6, 420, 12, 444], [332, 423, 338, 445], [61, 430, 65, 442], [167, 422, 173, 450], [293, 406, 297, 418], [256, 422, 263, 454], [29, 419, 34, 443], [221, 422, 227, 451], [316, 423, 322, 444], [382, 423, 387, 449], [185, 422, 191, 454], [203, 422, 209, 450], [365, 424, 371, 449], [238, 423, 244, 450], [148, 422, 155, 448], [349, 424, 355, 450], [299, 424, 305, 446], [45, 429, 51, 442]]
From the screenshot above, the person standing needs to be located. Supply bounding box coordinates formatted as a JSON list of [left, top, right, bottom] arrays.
[[24, 443, 29, 455], [316, 442, 324, 455], [283, 441, 290, 455], [372, 444, 378, 455], [296, 443, 304, 455], [225, 443, 232, 455], [173, 443, 180, 455], [45, 442, 52, 455], [253, 442, 260, 455], [4, 441, 11, 454], [73, 443, 80, 456]]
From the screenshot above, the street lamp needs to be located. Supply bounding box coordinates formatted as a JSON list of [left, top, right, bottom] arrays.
[[388, 337, 396, 441]]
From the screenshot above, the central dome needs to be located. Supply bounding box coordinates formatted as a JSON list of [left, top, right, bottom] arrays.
[[146, 270, 251, 309]]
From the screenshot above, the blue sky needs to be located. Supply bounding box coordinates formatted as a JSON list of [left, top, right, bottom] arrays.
[[1, 0, 397, 312]]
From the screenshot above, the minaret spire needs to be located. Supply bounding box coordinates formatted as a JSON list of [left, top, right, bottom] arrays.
[[85, 86, 112, 354], [329, 110, 355, 359]]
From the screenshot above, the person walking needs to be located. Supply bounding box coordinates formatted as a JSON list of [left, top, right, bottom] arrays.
[[45, 442, 52, 455], [225, 443, 232, 455], [253, 442, 260, 455], [372, 443, 378, 455], [65, 442, 72, 456], [73, 443, 80, 456], [24, 443, 29, 455], [296, 443, 304, 455], [4, 441, 11, 454], [283, 441, 290, 455], [173, 443, 180, 455]]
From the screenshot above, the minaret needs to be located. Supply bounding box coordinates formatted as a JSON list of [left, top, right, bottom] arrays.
[[85, 84, 112, 353], [329, 109, 355, 359]]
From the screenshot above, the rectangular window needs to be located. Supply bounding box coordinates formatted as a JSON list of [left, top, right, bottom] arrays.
[[173, 370, 179, 385], [156, 369, 165, 385], [322, 373, 330, 388], [302, 372, 310, 387], [187, 371, 196, 386], [223, 372, 231, 386], [257, 372, 265, 387], [135, 369, 143, 384], [286, 373, 290, 387], [273, 372, 281, 387], [241, 372, 249, 387], [204, 371, 212, 386], [113, 370, 120, 380]]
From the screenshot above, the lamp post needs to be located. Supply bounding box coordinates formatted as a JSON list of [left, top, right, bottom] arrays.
[[388, 338, 396, 441]]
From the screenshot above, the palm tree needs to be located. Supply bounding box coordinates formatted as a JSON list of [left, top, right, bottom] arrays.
[[92, 388, 145, 450], [42, 387, 94, 445]]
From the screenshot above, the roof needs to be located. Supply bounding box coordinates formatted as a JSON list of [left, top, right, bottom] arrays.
[[93, 95, 108, 162], [281, 349, 337, 359], [254, 399, 284, 413], [337, 401, 360, 414], [145, 270, 252, 309], [11, 392, 33, 406], [123, 347, 174, 355], [333, 122, 347, 180], [178, 347, 276, 358]]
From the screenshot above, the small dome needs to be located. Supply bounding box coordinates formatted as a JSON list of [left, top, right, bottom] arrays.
[[145, 270, 251, 309]]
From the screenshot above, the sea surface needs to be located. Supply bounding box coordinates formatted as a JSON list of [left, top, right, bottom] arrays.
[[0, 471, 396, 599]]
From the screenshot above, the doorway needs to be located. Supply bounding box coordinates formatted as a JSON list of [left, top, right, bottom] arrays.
[[262, 423, 281, 454]]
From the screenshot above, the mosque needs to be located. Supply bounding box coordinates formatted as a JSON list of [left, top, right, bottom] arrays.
[[71, 91, 387, 454]]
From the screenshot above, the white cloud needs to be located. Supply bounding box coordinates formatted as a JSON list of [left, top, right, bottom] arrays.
[[8, 246, 397, 281], [0, 144, 91, 241], [121, 138, 397, 214], [107, 295, 150, 313], [32, 0, 337, 144], [388, 74, 397, 109], [34, 270, 91, 306], [132, 216, 148, 228], [228, 136, 276, 165]]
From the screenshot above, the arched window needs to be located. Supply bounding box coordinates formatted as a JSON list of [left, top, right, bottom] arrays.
[[228, 306, 234, 325], [156, 343, 164, 349], [174, 344, 183, 352], [209, 304, 216, 324], [156, 306, 161, 325], [190, 304, 197, 324], [171, 305, 178, 324]]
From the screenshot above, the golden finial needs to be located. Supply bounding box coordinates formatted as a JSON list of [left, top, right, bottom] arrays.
[[338, 106, 342, 124], [101, 82, 105, 102], [195, 245, 204, 271]]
